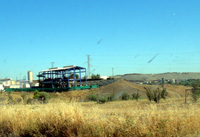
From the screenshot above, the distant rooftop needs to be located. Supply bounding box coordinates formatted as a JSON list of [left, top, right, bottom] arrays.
[[0, 78, 12, 81], [40, 65, 85, 72]]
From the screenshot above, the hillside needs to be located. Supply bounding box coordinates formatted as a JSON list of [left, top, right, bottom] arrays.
[[49, 79, 192, 100], [96, 79, 191, 99], [115, 72, 200, 81]]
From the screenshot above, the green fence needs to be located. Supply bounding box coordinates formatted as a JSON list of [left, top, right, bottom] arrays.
[[5, 85, 98, 92]]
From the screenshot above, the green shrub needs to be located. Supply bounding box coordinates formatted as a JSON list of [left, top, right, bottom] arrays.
[[191, 82, 200, 102], [33, 91, 50, 103], [107, 94, 115, 101], [21, 92, 27, 102], [87, 94, 97, 101], [122, 92, 129, 100], [144, 87, 154, 102], [153, 89, 161, 103], [91, 74, 102, 80], [27, 98, 33, 104], [132, 92, 140, 101], [17, 98, 22, 103], [161, 88, 168, 100], [144, 87, 168, 103], [87, 93, 115, 103], [8, 95, 15, 105], [98, 95, 107, 104], [38, 92, 50, 103], [33, 90, 40, 99]]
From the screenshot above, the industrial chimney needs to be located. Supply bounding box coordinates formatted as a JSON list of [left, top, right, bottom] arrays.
[[28, 71, 33, 83]]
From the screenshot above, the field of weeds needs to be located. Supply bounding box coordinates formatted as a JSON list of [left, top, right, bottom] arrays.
[[0, 94, 200, 137]]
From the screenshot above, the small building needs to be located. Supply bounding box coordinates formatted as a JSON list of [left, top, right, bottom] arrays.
[[0, 84, 4, 91], [100, 76, 109, 80], [0, 78, 20, 88]]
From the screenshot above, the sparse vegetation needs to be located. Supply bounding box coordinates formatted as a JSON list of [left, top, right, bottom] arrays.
[[191, 82, 200, 102], [144, 87, 168, 103], [87, 93, 115, 103], [21, 92, 27, 103], [161, 87, 168, 100], [33, 90, 50, 103], [91, 74, 102, 80], [8, 95, 15, 104], [107, 93, 115, 101], [122, 92, 129, 100], [87, 94, 97, 101], [178, 79, 200, 86], [132, 92, 140, 101]]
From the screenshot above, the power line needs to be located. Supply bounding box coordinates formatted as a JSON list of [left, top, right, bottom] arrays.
[[92, 51, 200, 56]]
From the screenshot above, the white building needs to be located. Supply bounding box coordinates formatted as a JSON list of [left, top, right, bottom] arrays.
[[100, 76, 109, 80], [0, 78, 20, 88], [0, 84, 4, 91]]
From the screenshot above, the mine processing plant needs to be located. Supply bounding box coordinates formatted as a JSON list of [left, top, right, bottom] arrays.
[[37, 65, 87, 88]]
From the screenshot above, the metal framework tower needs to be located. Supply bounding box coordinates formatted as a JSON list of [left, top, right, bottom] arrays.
[[37, 65, 87, 88], [87, 55, 91, 78], [112, 68, 114, 78]]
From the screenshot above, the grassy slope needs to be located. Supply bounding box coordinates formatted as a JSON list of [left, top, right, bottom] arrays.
[[96, 79, 191, 99]]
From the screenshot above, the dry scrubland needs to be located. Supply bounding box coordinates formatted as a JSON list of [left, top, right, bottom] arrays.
[[0, 93, 200, 137]]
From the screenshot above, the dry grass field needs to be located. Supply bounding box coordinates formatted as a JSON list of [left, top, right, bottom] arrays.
[[0, 90, 200, 137]]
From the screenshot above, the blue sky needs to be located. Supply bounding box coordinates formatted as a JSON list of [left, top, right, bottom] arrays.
[[0, 0, 200, 80]]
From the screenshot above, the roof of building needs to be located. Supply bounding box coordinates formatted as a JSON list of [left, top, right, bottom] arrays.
[[0, 78, 12, 82], [40, 65, 85, 72]]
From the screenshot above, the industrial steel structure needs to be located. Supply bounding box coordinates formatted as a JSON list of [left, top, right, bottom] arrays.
[[37, 65, 87, 88]]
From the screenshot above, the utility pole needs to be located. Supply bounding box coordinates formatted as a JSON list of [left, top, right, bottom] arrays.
[[112, 68, 114, 78], [87, 55, 90, 78], [51, 62, 55, 68]]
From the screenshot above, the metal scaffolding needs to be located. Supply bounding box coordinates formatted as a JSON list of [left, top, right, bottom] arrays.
[[37, 65, 87, 88]]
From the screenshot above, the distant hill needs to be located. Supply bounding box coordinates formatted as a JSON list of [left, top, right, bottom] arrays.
[[115, 72, 200, 81], [96, 79, 191, 98]]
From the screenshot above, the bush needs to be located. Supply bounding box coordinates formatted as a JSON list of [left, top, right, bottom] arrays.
[[33, 90, 40, 99], [191, 82, 200, 102], [98, 95, 107, 104], [87, 93, 115, 103], [33, 91, 50, 103], [8, 95, 15, 105], [27, 98, 33, 104], [161, 87, 168, 100], [144, 87, 154, 102], [132, 92, 140, 101], [21, 92, 27, 102], [122, 92, 129, 100], [153, 89, 161, 103], [87, 94, 97, 101], [91, 74, 102, 80], [17, 98, 22, 103], [107, 94, 115, 101], [38, 92, 50, 103], [144, 87, 168, 103]]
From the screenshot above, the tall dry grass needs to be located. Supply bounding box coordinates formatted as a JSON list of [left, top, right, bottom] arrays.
[[0, 99, 200, 136]]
